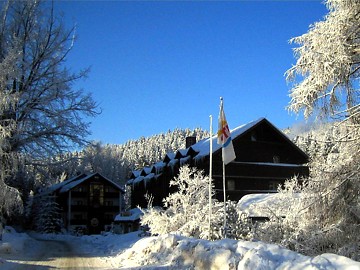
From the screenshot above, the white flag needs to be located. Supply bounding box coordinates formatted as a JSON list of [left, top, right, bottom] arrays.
[[217, 98, 236, 165]]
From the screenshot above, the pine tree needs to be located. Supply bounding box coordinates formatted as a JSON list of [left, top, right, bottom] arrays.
[[34, 195, 63, 233]]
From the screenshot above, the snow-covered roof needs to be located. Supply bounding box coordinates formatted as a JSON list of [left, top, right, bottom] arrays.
[[125, 118, 266, 183], [130, 170, 141, 179], [127, 179, 134, 185], [192, 118, 265, 161], [125, 117, 307, 185], [58, 174, 93, 193], [237, 193, 299, 218], [175, 149, 188, 158], [114, 208, 143, 222], [133, 176, 145, 184], [141, 167, 152, 176], [42, 172, 125, 194], [151, 161, 166, 174], [39, 173, 87, 196], [163, 152, 176, 162]]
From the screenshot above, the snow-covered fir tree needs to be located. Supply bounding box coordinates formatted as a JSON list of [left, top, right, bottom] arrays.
[[33, 127, 209, 190], [33, 195, 63, 233]]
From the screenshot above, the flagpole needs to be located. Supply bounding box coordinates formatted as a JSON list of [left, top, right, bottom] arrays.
[[222, 158, 226, 238], [217, 97, 235, 239], [220, 97, 227, 238], [209, 115, 213, 240]]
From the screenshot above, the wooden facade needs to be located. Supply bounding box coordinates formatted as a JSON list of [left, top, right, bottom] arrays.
[[41, 172, 125, 234], [128, 118, 309, 208]]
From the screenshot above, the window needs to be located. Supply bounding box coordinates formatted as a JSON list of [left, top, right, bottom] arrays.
[[105, 201, 113, 206], [105, 186, 115, 193], [90, 183, 104, 207], [76, 200, 83, 206], [227, 179, 236, 190]]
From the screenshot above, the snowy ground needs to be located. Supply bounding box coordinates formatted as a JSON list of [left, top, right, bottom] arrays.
[[0, 226, 359, 269]]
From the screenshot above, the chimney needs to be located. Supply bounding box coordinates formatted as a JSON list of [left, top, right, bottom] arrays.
[[186, 136, 196, 148]]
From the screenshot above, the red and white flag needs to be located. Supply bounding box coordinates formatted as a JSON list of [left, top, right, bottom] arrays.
[[217, 98, 236, 165]]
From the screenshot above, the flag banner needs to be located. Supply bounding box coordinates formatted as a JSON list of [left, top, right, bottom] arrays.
[[217, 98, 236, 165]]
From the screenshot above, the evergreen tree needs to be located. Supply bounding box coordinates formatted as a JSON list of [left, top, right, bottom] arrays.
[[34, 195, 63, 233]]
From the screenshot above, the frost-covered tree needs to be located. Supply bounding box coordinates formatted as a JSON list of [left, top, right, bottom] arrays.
[[286, 0, 360, 126], [0, 28, 23, 218], [0, 180, 22, 219], [259, 0, 360, 259], [140, 166, 219, 239], [46, 127, 209, 187], [0, 0, 97, 201], [140, 166, 252, 240]]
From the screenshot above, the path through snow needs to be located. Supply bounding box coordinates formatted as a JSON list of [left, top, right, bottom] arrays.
[[1, 232, 116, 269]]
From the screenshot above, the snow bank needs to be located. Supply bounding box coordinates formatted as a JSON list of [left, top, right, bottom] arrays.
[[117, 234, 360, 269], [79, 231, 142, 256], [1, 226, 359, 269], [0, 227, 34, 255], [0, 226, 42, 269]]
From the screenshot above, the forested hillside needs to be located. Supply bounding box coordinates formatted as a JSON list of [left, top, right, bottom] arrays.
[[34, 128, 209, 189]]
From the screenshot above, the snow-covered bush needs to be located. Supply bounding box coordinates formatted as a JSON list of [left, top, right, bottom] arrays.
[[141, 166, 218, 239], [140, 166, 253, 241]]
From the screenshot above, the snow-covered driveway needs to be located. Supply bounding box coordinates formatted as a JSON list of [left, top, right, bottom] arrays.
[[0, 231, 120, 269]]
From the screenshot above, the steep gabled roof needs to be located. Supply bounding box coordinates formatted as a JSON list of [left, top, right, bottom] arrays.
[[192, 117, 308, 163], [40, 173, 87, 196], [235, 118, 308, 162], [58, 172, 125, 193], [192, 118, 265, 161], [41, 172, 125, 196]]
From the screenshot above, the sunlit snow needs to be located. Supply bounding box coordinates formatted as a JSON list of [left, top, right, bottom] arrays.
[[1, 226, 359, 269]]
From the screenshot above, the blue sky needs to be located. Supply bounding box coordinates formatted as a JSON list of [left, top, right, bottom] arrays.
[[56, 1, 328, 145]]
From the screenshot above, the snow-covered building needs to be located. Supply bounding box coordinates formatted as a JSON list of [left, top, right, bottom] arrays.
[[113, 208, 143, 234], [127, 118, 309, 208], [39, 172, 125, 234]]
